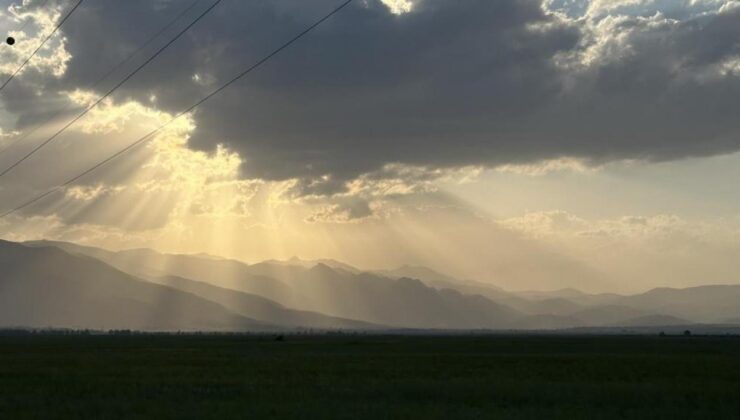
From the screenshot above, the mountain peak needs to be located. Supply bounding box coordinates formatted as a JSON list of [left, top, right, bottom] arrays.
[[309, 262, 337, 274]]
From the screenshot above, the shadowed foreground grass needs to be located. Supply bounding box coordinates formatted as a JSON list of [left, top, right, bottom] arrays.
[[1, 334, 739, 419]]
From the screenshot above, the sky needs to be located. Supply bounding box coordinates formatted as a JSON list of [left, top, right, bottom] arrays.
[[0, 0, 739, 293]]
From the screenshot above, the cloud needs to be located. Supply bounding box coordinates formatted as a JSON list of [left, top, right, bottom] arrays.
[[305, 200, 376, 223], [1, 0, 72, 77], [495, 157, 594, 176], [379, 0, 415, 15], [500, 210, 740, 244], [499, 210, 740, 290], [1, 0, 739, 193]]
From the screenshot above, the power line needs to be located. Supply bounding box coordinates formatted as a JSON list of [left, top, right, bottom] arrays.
[[0, 0, 222, 179], [0, 0, 82, 92], [0, 0, 202, 157], [87, 0, 204, 93], [0, 0, 356, 219]]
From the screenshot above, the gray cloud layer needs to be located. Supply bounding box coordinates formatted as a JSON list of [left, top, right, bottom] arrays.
[[3, 0, 740, 189]]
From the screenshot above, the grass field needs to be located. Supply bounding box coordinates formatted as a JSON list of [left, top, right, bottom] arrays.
[[1, 334, 739, 419]]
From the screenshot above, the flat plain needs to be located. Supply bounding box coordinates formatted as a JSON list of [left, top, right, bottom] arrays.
[[1, 334, 739, 419]]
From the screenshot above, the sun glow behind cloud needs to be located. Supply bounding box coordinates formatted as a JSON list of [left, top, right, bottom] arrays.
[[0, 1, 71, 76], [0, 93, 596, 291], [2, 85, 740, 293], [1, 0, 740, 295], [380, 0, 415, 15]]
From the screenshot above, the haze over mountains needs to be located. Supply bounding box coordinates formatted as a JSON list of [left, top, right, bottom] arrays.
[[0, 241, 267, 331], [1, 239, 738, 332]]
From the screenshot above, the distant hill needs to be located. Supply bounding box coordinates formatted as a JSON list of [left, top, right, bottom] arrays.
[[20, 240, 740, 330], [376, 265, 485, 290], [570, 305, 649, 326], [611, 314, 690, 327], [247, 262, 583, 329], [528, 298, 583, 316], [514, 288, 623, 307], [0, 241, 270, 331], [281, 264, 527, 329], [378, 266, 585, 316], [26, 241, 565, 329], [611, 285, 740, 323], [153, 275, 380, 330], [514, 286, 740, 324], [263, 257, 362, 274], [27, 240, 306, 309], [238, 261, 533, 329]]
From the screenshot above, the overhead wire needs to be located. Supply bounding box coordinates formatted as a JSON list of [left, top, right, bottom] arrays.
[[0, 0, 82, 92], [0, 0, 202, 157], [0, 0, 356, 219], [0, 0, 222, 179]]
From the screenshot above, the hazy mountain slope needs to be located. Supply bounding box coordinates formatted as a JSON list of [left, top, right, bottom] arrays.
[[28, 240, 739, 329], [512, 314, 585, 330], [263, 257, 362, 274], [519, 286, 740, 324], [570, 305, 649, 326], [612, 285, 740, 322], [246, 259, 740, 325], [612, 315, 690, 327], [378, 266, 585, 315], [28, 241, 304, 309], [261, 264, 528, 329], [39, 242, 549, 329], [153, 275, 381, 329], [32, 241, 583, 322], [33, 243, 534, 329], [514, 288, 623, 307], [0, 241, 270, 331], [249, 262, 588, 329], [246, 261, 324, 284], [377, 265, 483, 290], [230, 261, 585, 329], [30, 241, 535, 329], [528, 298, 584, 316]]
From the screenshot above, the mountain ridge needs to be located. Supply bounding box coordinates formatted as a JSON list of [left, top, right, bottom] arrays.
[[0, 240, 273, 331], [17, 240, 740, 330]]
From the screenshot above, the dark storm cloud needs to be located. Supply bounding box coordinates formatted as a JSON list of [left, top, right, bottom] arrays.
[[3, 0, 740, 188]]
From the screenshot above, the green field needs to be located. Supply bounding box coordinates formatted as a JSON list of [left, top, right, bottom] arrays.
[[1, 334, 739, 419]]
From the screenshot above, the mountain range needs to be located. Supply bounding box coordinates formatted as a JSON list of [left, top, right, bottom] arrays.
[[0, 239, 736, 332]]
